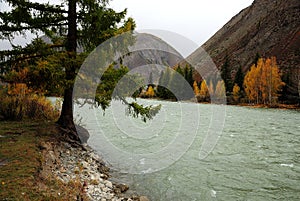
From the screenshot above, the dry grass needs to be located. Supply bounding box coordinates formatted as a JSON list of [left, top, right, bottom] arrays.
[[0, 121, 87, 201], [0, 84, 60, 121]]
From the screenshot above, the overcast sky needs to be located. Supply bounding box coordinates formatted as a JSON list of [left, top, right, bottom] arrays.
[[0, 0, 253, 50], [110, 0, 254, 45]]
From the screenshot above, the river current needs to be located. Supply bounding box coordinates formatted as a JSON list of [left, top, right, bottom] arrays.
[[74, 98, 300, 201]]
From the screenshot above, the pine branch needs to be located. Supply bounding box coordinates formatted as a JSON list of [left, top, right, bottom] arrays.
[[4, 0, 67, 13], [0, 23, 68, 34], [0, 42, 65, 68]]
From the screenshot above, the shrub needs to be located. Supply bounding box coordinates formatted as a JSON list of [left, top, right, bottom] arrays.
[[0, 83, 60, 121]]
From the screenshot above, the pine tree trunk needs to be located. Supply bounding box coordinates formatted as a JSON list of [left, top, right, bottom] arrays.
[[57, 0, 80, 142], [57, 87, 74, 127]]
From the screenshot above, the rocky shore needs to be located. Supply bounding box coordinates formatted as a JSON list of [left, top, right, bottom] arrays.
[[40, 140, 149, 201]]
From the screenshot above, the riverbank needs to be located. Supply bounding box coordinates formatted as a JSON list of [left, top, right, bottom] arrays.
[[140, 97, 300, 110], [0, 121, 149, 201], [232, 103, 300, 110]]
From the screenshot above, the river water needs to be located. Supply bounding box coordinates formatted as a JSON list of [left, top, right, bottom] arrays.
[[75, 98, 300, 201]]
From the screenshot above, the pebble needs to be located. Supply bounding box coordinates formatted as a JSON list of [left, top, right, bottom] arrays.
[[51, 142, 143, 201], [139, 196, 150, 201]]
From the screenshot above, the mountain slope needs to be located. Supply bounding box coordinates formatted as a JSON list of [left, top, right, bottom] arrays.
[[200, 0, 300, 101]]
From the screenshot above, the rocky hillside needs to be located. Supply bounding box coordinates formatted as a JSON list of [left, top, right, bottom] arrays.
[[119, 33, 184, 85], [198, 0, 300, 102]]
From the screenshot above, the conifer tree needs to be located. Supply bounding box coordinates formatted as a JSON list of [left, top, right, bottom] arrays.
[[221, 56, 233, 92], [0, 0, 158, 141], [234, 66, 244, 90]]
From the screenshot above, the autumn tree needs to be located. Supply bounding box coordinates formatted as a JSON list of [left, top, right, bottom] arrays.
[[232, 83, 241, 103], [244, 57, 284, 105], [244, 64, 259, 103], [193, 80, 200, 96], [145, 86, 155, 98], [199, 80, 209, 102]]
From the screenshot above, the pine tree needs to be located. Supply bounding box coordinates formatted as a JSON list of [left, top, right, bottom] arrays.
[[187, 66, 194, 87], [175, 66, 183, 76], [254, 52, 261, 66], [221, 56, 233, 92], [0, 0, 158, 141], [234, 66, 244, 90]]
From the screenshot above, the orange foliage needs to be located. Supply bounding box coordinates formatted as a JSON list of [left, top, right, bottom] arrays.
[[200, 80, 209, 98], [7, 83, 32, 96], [244, 57, 285, 104], [193, 81, 200, 96], [145, 86, 155, 97], [232, 83, 240, 102], [0, 83, 60, 120]]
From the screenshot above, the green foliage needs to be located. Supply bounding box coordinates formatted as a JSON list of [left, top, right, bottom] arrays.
[[221, 56, 233, 92], [176, 65, 193, 87], [234, 66, 244, 91], [156, 68, 176, 100], [95, 65, 130, 110], [183, 65, 194, 87], [126, 102, 161, 122], [155, 66, 195, 100], [253, 52, 261, 66], [0, 0, 159, 125]]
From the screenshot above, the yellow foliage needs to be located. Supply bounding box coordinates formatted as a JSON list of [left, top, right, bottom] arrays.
[[193, 81, 200, 96], [5, 67, 29, 84], [7, 83, 31, 96], [145, 86, 155, 97], [244, 64, 259, 102], [200, 80, 209, 97], [244, 57, 284, 104], [0, 84, 60, 120], [232, 83, 240, 102]]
